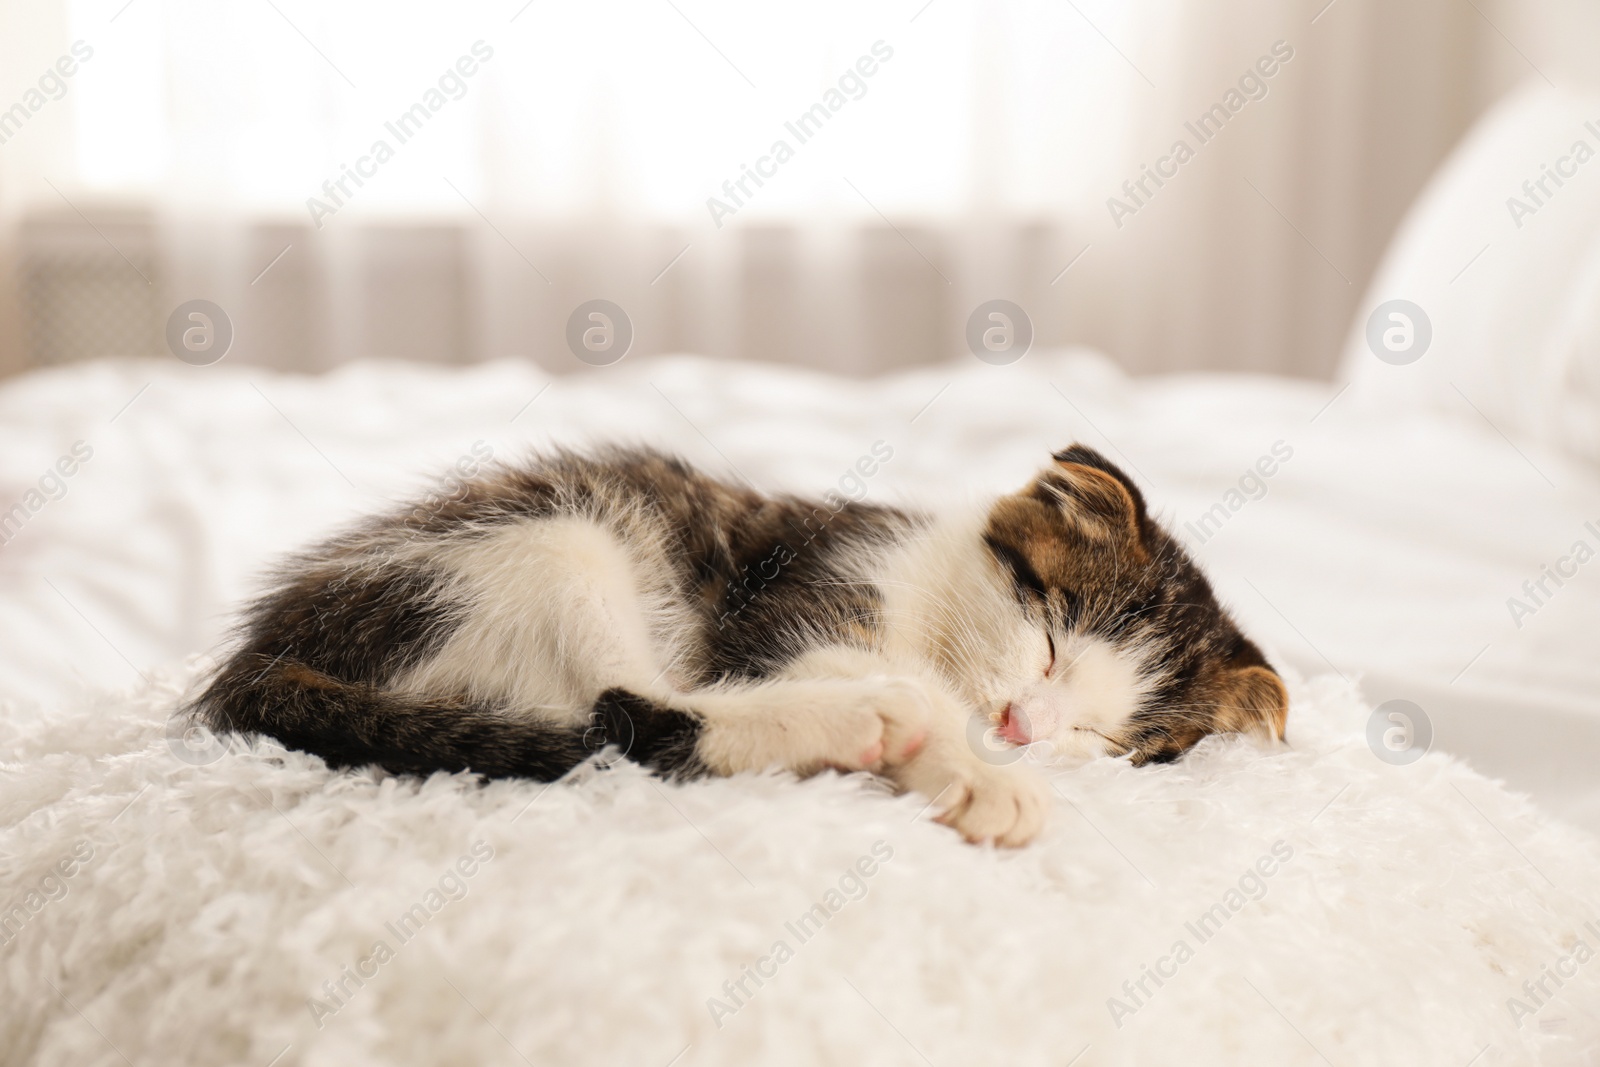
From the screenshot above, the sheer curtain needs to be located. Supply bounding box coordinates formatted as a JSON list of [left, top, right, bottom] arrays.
[[0, 0, 1153, 374], [0, 0, 1537, 378]]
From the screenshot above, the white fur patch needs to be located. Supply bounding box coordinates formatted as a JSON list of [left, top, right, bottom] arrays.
[[392, 516, 691, 719]]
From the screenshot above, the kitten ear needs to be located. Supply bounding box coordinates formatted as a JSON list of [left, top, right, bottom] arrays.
[[1215, 664, 1289, 741], [1033, 444, 1148, 545]]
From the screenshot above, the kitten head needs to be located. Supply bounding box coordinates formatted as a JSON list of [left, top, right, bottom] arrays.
[[964, 444, 1286, 765]]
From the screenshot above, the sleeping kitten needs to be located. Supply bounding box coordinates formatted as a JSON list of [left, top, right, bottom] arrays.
[[191, 444, 1286, 847]]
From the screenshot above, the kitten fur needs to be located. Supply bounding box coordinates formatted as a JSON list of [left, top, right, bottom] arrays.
[[190, 444, 1287, 846]]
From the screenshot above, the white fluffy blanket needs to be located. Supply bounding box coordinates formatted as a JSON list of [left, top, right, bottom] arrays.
[[4, 660, 1598, 1066]]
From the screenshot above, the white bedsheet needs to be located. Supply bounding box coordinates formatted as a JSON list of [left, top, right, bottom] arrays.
[[2, 349, 1597, 829]]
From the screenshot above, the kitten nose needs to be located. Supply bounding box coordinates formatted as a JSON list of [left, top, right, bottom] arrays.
[[997, 704, 1031, 745]]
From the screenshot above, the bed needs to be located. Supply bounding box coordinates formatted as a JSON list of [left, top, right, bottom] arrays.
[[4, 83, 1600, 1066]]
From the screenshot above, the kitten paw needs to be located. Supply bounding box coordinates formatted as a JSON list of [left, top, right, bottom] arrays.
[[907, 758, 1049, 847], [825, 679, 931, 773], [865, 679, 932, 765]]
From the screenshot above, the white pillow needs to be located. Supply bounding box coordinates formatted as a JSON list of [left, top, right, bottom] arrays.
[[1338, 80, 1600, 465]]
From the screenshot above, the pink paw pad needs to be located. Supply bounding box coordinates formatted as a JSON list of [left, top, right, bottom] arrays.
[[899, 730, 927, 760], [859, 741, 885, 767]]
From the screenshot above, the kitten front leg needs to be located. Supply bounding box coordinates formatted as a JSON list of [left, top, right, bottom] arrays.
[[685, 676, 930, 777]]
